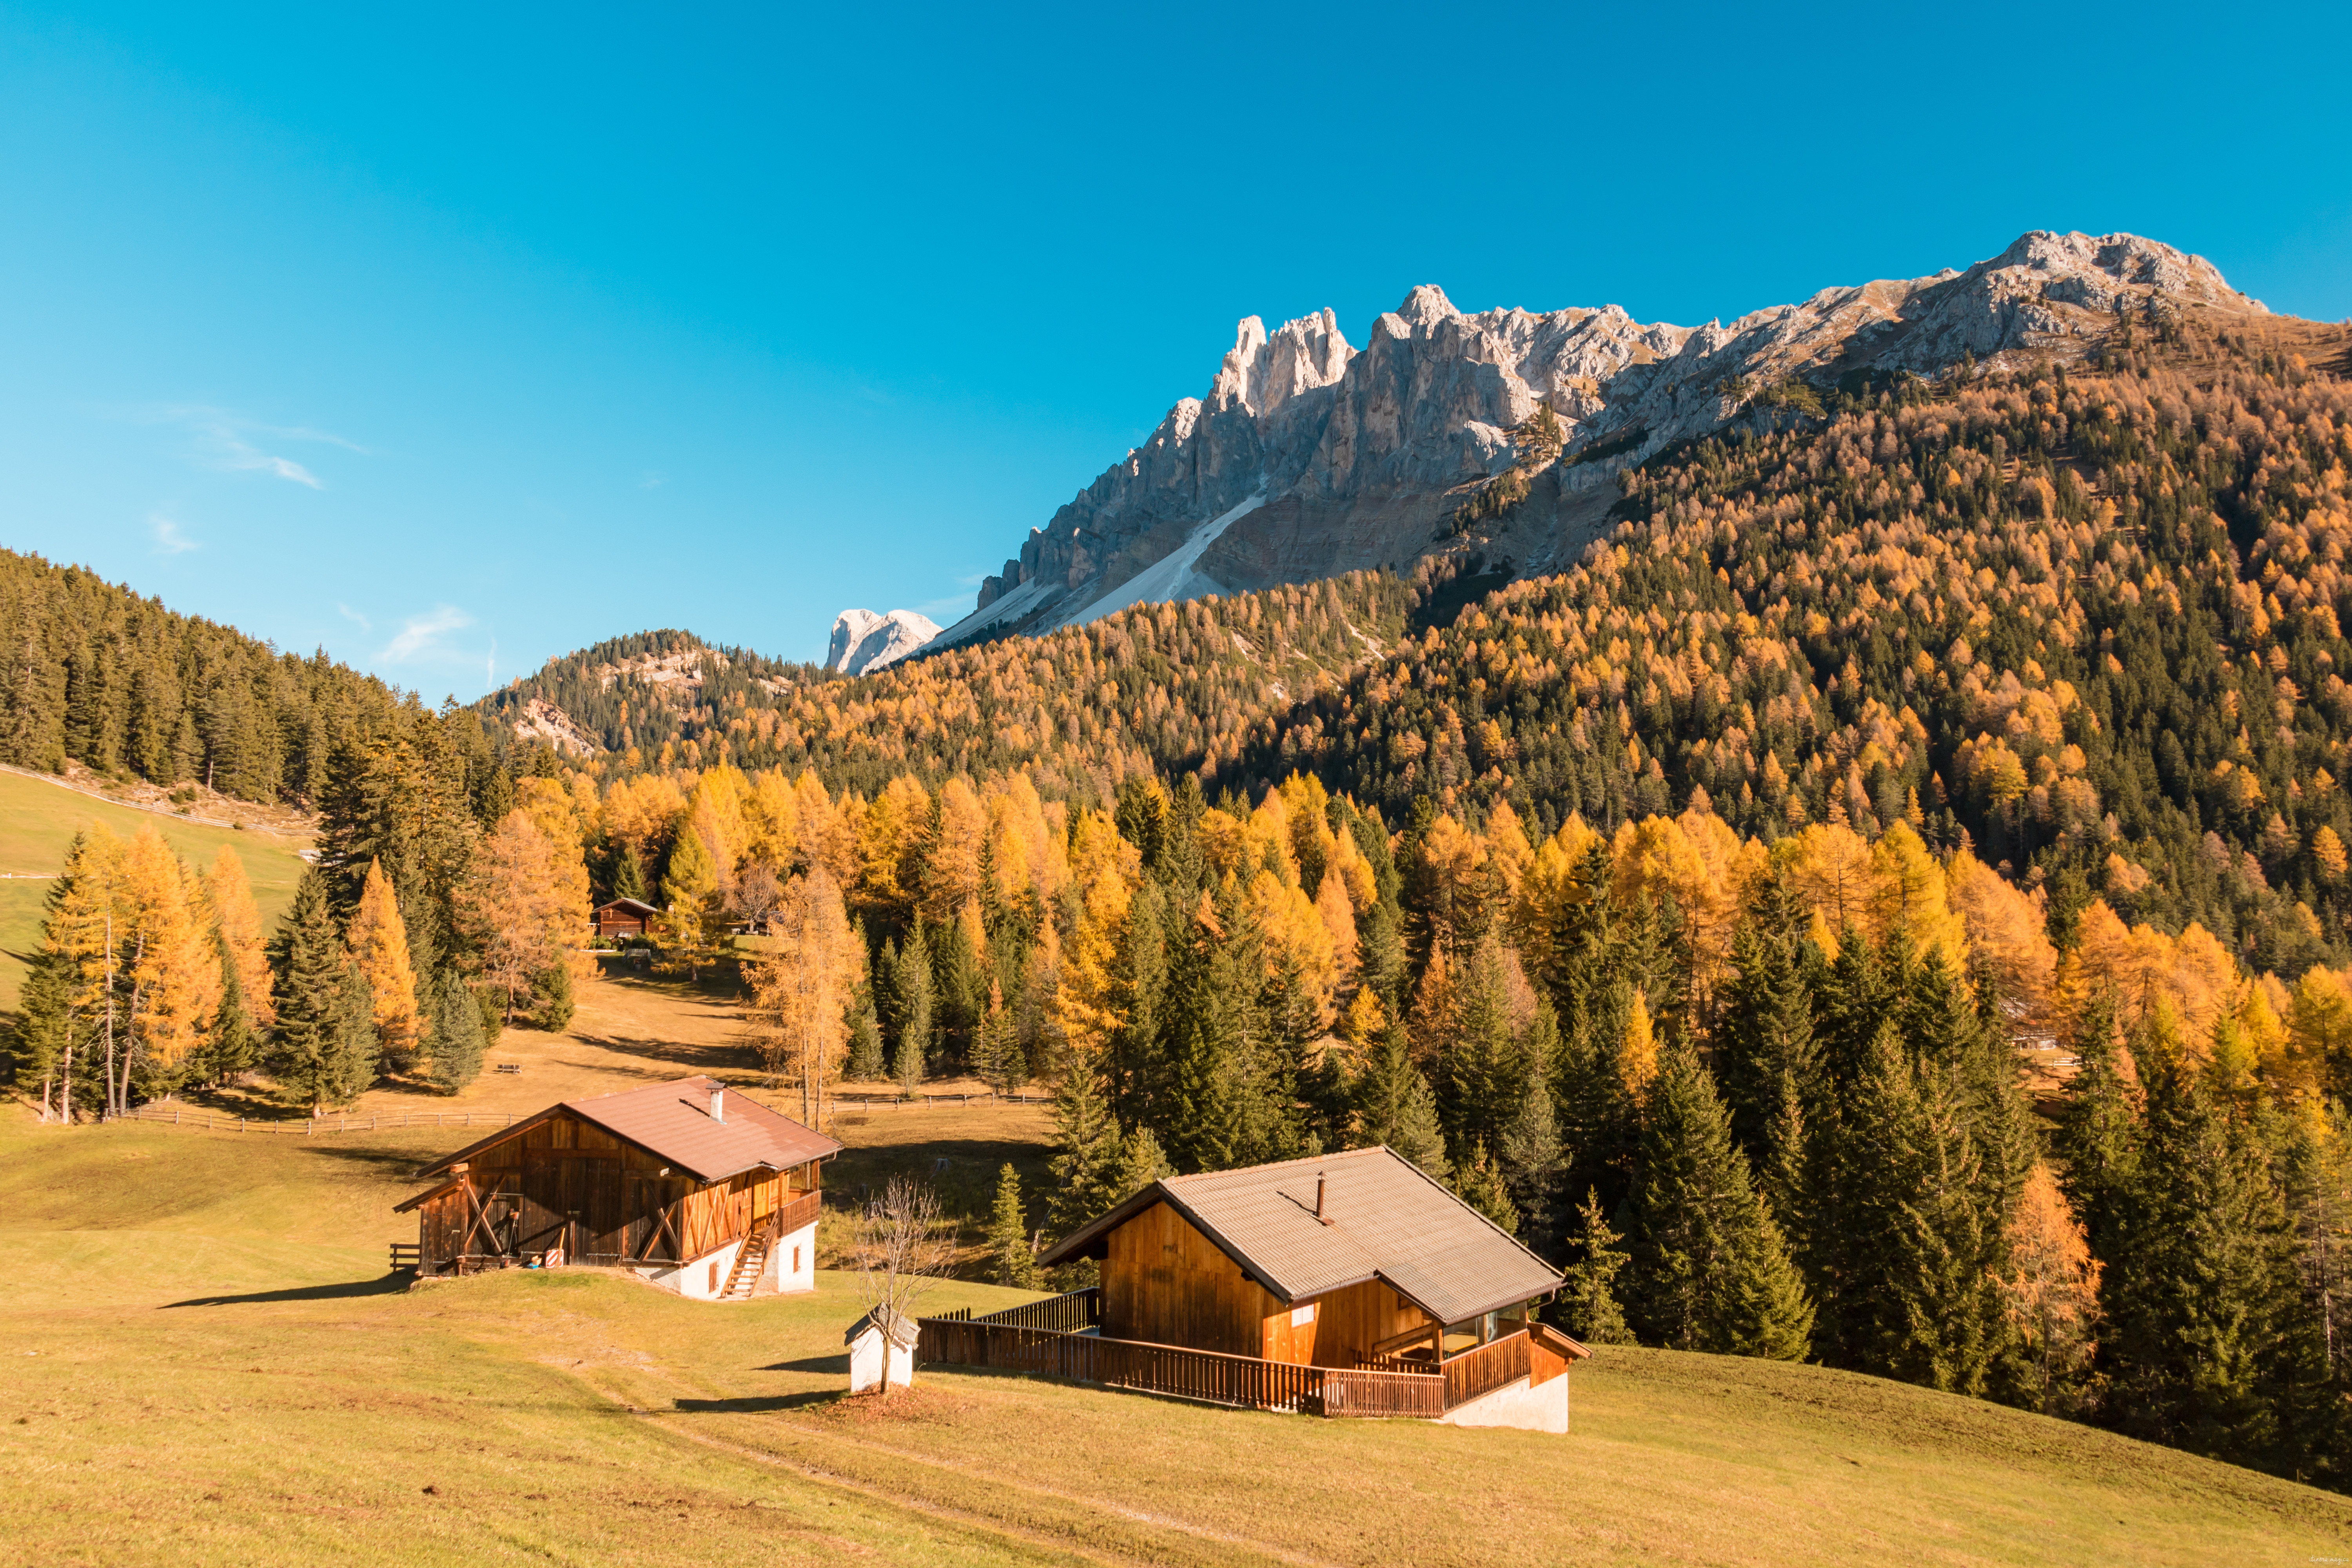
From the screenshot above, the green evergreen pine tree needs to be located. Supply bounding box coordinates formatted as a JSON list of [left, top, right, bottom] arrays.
[[270, 868, 357, 1113], [426, 970, 488, 1093], [1105, 882, 1168, 1127], [1445, 934, 1524, 1152], [200, 944, 262, 1086], [1113, 1123, 1176, 1198], [2103, 1050, 2298, 1462], [11, 943, 76, 1116], [612, 842, 648, 903], [1047, 1062, 1123, 1234], [987, 1163, 1042, 1289], [2056, 994, 2140, 1269], [893, 917, 933, 1096], [936, 907, 986, 1064], [973, 980, 1026, 1096], [1629, 1044, 1813, 1359], [1498, 1069, 1566, 1254], [1830, 1027, 2005, 1392], [1356, 1020, 1452, 1183], [845, 996, 886, 1081], [534, 960, 576, 1032], [1559, 1187, 1634, 1345], [1716, 873, 1816, 1156], [1454, 1140, 1520, 1235]]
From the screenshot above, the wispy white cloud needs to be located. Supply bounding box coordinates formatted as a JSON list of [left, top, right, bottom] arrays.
[[130, 405, 367, 490], [912, 595, 974, 622], [149, 512, 198, 554], [336, 603, 371, 631], [639, 471, 664, 490], [380, 605, 473, 664]]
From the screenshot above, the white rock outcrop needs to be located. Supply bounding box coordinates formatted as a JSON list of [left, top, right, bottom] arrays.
[[930, 230, 2264, 650], [827, 609, 940, 675]]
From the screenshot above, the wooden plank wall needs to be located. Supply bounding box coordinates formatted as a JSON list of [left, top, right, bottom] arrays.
[[1103, 1201, 1281, 1357], [417, 1109, 806, 1268], [1100, 1202, 1431, 1367], [1294, 1278, 1426, 1368]]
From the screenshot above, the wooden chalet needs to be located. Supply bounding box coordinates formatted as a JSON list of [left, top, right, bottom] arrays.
[[920, 1147, 1589, 1429], [396, 1075, 839, 1301], [593, 897, 660, 940]]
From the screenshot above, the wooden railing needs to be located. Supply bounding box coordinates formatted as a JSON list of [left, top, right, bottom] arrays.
[[1441, 1330, 1532, 1410], [972, 1287, 1103, 1333], [916, 1316, 1446, 1418], [768, 1189, 823, 1237], [388, 1241, 421, 1270]]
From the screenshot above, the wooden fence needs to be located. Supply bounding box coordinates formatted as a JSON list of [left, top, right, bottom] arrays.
[[832, 1090, 1054, 1108], [116, 1105, 521, 1135], [916, 1314, 1448, 1419]]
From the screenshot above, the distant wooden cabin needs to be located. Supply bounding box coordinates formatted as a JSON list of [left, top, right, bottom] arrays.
[[593, 897, 661, 940], [1040, 1146, 1566, 1370], [397, 1076, 839, 1301]]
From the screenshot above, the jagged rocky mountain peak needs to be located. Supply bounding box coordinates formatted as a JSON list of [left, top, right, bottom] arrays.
[[827, 608, 940, 675], [939, 229, 2269, 657]]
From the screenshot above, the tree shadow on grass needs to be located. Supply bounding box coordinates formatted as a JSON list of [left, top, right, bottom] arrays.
[[298, 1143, 457, 1178], [163, 1273, 416, 1308], [673, 1391, 840, 1414]]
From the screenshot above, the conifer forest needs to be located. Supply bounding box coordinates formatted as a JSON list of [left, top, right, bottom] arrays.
[[5, 319, 2351, 1490]]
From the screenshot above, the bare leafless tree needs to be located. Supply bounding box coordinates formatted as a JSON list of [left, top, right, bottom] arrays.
[[853, 1174, 956, 1375], [732, 862, 785, 933]]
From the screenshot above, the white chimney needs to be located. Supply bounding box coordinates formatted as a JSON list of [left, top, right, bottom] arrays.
[[710, 1085, 726, 1122]]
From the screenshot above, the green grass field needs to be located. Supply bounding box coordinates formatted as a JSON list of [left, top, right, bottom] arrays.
[[0, 1109, 2344, 1566], [0, 769, 314, 1010]]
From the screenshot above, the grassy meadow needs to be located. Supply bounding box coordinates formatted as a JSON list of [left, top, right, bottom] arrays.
[[2, 1098, 2345, 1565], [0, 768, 314, 1010]]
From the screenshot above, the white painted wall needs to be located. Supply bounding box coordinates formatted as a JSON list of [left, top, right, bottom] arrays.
[[762, 1220, 818, 1296], [637, 1237, 742, 1301], [849, 1329, 916, 1394], [1437, 1374, 1568, 1435]]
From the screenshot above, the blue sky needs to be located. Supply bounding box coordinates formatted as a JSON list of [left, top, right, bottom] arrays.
[[2, 3, 2347, 702]]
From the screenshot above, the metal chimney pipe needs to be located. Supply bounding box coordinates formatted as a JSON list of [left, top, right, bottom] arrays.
[[710, 1085, 726, 1122], [1315, 1173, 1329, 1224]]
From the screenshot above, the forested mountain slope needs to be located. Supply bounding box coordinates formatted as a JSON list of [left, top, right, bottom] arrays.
[[0, 550, 429, 805], [488, 313, 2352, 974]]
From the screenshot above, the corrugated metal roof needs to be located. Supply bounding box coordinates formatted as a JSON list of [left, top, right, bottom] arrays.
[[416, 1076, 840, 1185], [1039, 1145, 1563, 1326]]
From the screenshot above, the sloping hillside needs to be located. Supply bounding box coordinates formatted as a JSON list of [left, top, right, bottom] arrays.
[[0, 767, 312, 1009], [1, 1112, 2342, 1566]]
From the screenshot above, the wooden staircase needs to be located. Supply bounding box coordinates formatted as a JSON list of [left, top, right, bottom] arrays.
[[718, 1214, 780, 1301]]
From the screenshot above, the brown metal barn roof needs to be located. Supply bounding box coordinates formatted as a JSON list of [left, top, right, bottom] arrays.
[[417, 1075, 840, 1185], [1039, 1145, 1563, 1326]]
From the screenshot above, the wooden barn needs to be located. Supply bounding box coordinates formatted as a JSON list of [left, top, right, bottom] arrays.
[[592, 897, 661, 940], [396, 1075, 838, 1301]]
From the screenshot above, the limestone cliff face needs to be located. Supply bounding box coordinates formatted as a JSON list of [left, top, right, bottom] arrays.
[[827, 609, 940, 675], [937, 231, 2262, 649]]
